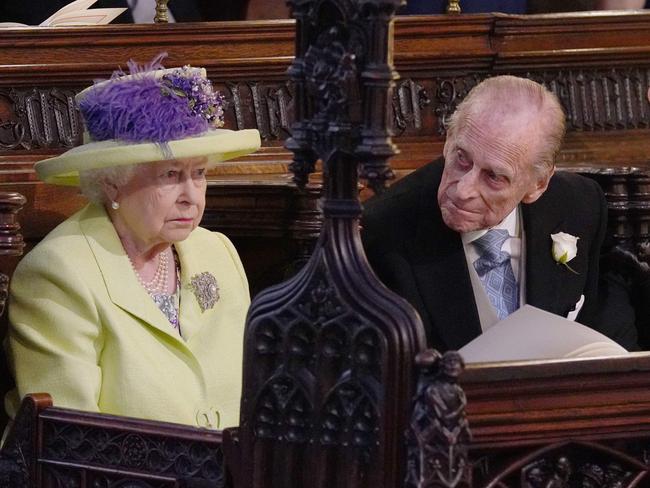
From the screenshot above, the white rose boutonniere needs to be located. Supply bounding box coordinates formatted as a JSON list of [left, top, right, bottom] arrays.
[[551, 232, 579, 274]]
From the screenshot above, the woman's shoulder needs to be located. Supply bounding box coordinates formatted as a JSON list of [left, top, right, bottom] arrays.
[[15, 205, 97, 271], [187, 226, 236, 250], [183, 227, 247, 282]]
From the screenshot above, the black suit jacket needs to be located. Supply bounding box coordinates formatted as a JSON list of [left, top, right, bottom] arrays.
[[362, 158, 629, 352]]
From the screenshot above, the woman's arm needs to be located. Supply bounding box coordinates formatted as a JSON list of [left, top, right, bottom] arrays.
[[5, 247, 103, 417]]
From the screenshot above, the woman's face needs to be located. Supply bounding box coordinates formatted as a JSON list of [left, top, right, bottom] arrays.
[[110, 157, 208, 251]]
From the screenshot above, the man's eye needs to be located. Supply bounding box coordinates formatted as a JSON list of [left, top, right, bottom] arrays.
[[165, 170, 179, 179], [487, 171, 505, 184], [194, 168, 206, 177], [456, 150, 470, 167]]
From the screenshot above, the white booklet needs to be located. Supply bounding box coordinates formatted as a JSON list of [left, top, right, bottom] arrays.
[[459, 304, 628, 363], [0, 0, 126, 27]]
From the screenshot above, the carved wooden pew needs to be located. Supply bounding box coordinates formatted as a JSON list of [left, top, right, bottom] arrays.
[[461, 355, 650, 486], [1, 394, 227, 487]]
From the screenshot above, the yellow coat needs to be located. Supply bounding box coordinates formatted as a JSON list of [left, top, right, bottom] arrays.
[[5, 203, 249, 429]]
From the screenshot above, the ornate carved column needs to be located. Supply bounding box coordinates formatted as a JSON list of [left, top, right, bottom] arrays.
[[0, 192, 25, 316], [233, 1, 427, 487], [405, 350, 471, 488]]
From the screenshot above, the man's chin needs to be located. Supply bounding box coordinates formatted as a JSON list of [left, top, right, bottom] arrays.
[[441, 208, 482, 233]]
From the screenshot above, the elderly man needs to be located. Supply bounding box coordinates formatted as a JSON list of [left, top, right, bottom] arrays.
[[363, 75, 636, 352]]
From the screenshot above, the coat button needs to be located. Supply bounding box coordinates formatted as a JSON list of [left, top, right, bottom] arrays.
[[195, 407, 221, 429]]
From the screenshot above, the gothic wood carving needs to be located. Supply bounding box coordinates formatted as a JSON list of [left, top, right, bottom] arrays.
[[477, 441, 648, 487], [2, 68, 649, 148], [235, 1, 427, 487], [0, 395, 227, 487], [583, 170, 650, 263], [0, 191, 26, 317], [0, 394, 50, 488], [0, 88, 82, 151], [405, 350, 472, 488]]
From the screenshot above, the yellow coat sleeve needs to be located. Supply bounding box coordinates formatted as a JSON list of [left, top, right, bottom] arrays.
[[5, 243, 104, 417]]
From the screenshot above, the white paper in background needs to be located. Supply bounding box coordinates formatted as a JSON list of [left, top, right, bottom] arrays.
[[45, 9, 126, 27], [459, 304, 628, 363], [40, 0, 98, 24], [1, 0, 125, 27]]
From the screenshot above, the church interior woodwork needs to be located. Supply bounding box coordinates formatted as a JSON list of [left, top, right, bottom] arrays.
[[1, 7, 650, 488]]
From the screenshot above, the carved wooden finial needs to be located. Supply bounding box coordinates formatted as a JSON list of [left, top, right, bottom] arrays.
[[0, 192, 26, 257], [447, 0, 461, 14], [237, 1, 427, 487], [0, 191, 26, 317], [154, 0, 170, 23], [406, 350, 471, 488]]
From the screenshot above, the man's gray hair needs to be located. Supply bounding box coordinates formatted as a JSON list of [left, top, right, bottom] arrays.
[[79, 164, 138, 206], [446, 75, 566, 178]]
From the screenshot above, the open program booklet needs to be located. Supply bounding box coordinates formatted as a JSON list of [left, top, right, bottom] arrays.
[[459, 305, 628, 363], [0, 0, 125, 27]]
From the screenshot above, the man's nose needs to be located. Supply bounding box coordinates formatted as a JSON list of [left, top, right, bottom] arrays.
[[455, 169, 479, 200]]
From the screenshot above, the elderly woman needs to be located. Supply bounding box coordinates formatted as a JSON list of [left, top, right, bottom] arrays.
[[4, 57, 260, 429]]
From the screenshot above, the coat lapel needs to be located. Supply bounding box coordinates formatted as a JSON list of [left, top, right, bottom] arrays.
[[523, 182, 585, 317], [522, 201, 564, 314], [408, 182, 482, 351], [79, 204, 190, 348], [174, 237, 220, 343]]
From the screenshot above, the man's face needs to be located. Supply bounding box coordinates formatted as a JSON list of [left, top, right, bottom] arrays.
[[437, 115, 551, 233]]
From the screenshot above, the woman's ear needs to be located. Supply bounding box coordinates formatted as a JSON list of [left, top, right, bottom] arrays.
[[102, 180, 119, 204]]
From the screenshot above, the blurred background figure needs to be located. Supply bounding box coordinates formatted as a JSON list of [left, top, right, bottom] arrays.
[[595, 0, 648, 8], [398, 0, 527, 15], [397, 0, 648, 14]]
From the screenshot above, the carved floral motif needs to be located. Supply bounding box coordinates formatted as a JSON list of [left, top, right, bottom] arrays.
[[40, 421, 224, 487]]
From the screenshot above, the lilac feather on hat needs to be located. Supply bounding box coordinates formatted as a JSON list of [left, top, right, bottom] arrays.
[[78, 53, 225, 145]]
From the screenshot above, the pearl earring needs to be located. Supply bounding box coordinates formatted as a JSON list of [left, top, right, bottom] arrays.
[[111, 201, 120, 210]]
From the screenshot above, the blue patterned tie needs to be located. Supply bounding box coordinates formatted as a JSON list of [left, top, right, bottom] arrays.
[[472, 229, 519, 320]]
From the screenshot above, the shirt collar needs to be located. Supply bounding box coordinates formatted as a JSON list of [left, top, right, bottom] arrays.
[[461, 205, 520, 245]]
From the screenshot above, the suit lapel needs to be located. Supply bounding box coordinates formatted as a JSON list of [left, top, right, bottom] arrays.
[[79, 204, 189, 348], [408, 173, 482, 351], [523, 183, 585, 317], [522, 201, 563, 314]]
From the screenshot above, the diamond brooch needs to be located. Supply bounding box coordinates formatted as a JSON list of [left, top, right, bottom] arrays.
[[190, 272, 220, 312]]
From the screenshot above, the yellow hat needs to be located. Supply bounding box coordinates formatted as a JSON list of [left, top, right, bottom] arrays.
[[35, 58, 261, 186]]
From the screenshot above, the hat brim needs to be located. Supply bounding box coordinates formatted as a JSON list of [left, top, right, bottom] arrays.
[[35, 129, 261, 186]]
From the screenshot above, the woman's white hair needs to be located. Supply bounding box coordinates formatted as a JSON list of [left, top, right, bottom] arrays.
[[79, 164, 138, 206]]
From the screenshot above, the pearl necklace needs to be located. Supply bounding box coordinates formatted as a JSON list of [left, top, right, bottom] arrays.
[[129, 250, 169, 296]]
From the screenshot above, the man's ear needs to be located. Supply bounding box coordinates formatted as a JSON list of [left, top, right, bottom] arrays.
[[521, 166, 554, 204]]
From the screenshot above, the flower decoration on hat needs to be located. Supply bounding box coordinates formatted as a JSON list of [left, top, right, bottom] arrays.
[[161, 66, 225, 129], [79, 53, 225, 146]]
